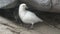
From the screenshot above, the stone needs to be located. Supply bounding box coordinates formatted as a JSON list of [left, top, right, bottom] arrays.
[[19, 0, 60, 13], [19, 0, 51, 11], [0, 0, 18, 9]]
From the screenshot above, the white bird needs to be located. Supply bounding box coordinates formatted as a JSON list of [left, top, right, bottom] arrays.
[[18, 3, 43, 28]]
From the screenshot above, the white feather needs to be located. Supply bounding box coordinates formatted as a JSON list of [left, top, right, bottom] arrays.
[[18, 3, 43, 25]]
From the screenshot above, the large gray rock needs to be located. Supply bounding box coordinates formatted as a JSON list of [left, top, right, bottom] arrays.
[[19, 0, 51, 11], [0, 0, 18, 9], [50, 0, 60, 13], [19, 0, 60, 13]]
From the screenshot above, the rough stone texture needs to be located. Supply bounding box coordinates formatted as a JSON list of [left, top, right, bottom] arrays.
[[19, 0, 51, 11], [0, 0, 18, 9], [0, 24, 13, 34], [19, 0, 60, 13], [0, 16, 60, 34], [50, 0, 60, 13]]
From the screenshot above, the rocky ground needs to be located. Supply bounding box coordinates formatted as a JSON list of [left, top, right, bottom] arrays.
[[0, 13, 60, 34]]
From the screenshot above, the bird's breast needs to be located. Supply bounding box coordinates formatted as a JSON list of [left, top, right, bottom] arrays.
[[19, 10, 27, 19]]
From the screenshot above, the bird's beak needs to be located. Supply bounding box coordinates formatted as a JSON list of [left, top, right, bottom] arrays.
[[26, 6, 28, 9]]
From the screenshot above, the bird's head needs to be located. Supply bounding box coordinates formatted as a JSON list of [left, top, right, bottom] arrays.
[[19, 3, 28, 9]]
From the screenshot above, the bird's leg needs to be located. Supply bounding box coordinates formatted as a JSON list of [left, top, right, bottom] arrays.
[[30, 23, 34, 29]]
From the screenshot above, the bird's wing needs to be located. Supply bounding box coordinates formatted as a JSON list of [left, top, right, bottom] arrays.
[[22, 11, 43, 23]]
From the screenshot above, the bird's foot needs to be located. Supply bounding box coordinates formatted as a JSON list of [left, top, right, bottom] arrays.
[[30, 25, 34, 29], [28, 24, 34, 29]]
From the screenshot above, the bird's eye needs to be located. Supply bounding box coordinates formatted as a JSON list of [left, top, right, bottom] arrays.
[[23, 5, 25, 7], [23, 5, 26, 7]]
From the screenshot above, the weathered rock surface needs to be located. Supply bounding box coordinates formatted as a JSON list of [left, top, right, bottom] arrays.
[[0, 16, 60, 34], [0, 0, 18, 9], [19, 0, 60, 13], [19, 0, 51, 11]]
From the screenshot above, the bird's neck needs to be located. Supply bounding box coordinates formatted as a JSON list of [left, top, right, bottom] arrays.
[[19, 7, 27, 19]]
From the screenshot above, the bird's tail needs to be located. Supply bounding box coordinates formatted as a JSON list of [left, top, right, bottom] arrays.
[[39, 19, 43, 22]]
